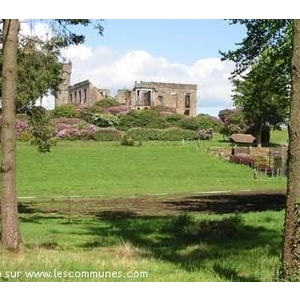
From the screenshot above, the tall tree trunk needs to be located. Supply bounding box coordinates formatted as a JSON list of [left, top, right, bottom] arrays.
[[282, 19, 300, 280], [1, 19, 21, 249], [256, 121, 263, 148]]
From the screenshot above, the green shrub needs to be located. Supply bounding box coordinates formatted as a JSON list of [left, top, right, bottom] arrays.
[[51, 104, 79, 118], [118, 109, 168, 130], [18, 130, 34, 142], [95, 98, 121, 108], [94, 128, 123, 141], [126, 127, 197, 141], [121, 136, 135, 146], [179, 115, 221, 131], [92, 113, 119, 127], [161, 128, 197, 140], [165, 113, 184, 126], [79, 105, 106, 123], [179, 117, 200, 131], [196, 114, 222, 131]]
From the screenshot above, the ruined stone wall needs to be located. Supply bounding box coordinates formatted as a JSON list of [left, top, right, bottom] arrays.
[[132, 81, 197, 116], [98, 89, 110, 99], [55, 62, 72, 106], [55, 68, 198, 114], [68, 80, 91, 105], [68, 81, 106, 106], [154, 86, 197, 116], [89, 85, 103, 105], [117, 89, 132, 105]]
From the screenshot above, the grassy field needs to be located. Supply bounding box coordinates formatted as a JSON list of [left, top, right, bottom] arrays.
[[269, 128, 288, 145], [15, 137, 286, 198], [1, 192, 285, 282], [0, 130, 288, 281]]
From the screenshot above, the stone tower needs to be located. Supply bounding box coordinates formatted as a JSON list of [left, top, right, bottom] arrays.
[[55, 62, 72, 107]]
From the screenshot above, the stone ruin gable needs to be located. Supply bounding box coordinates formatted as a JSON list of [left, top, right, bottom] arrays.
[[68, 80, 107, 106], [117, 89, 132, 105], [98, 89, 111, 99], [132, 81, 197, 116]]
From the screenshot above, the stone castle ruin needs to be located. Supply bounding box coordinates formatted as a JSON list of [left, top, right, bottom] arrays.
[[55, 62, 197, 116], [55, 62, 110, 107]]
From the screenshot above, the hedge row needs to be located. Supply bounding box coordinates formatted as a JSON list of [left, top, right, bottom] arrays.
[[125, 127, 197, 141], [94, 128, 123, 141]]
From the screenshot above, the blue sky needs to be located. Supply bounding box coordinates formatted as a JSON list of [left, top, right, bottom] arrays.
[[24, 19, 247, 115], [77, 19, 246, 64]]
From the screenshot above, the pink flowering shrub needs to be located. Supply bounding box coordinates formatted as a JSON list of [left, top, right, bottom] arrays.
[[0, 116, 34, 141], [55, 117, 99, 140], [57, 123, 69, 131], [57, 128, 81, 140], [106, 105, 131, 115], [16, 119, 29, 139], [53, 117, 83, 125]]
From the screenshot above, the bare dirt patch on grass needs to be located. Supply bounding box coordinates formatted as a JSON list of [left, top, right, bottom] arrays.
[[19, 190, 285, 218]]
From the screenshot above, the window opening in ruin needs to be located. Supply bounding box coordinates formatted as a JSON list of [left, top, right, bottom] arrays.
[[184, 110, 190, 116], [84, 89, 87, 102], [137, 90, 141, 105], [143, 91, 151, 106], [185, 94, 190, 108]]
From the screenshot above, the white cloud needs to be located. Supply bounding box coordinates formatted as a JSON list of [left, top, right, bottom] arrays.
[[50, 45, 236, 115], [61, 45, 93, 62]]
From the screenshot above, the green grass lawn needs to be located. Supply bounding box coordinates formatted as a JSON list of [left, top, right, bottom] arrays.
[[0, 130, 288, 281], [269, 128, 288, 145], [1, 202, 285, 282], [14, 139, 285, 198]]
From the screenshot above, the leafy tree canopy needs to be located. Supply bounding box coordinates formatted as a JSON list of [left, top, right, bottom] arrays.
[[220, 20, 292, 145], [0, 19, 104, 152], [220, 19, 292, 76], [232, 47, 290, 128]]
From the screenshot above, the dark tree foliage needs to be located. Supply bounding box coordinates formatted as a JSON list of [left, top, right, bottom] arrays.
[[1, 19, 105, 152], [16, 38, 62, 109], [231, 47, 290, 145], [220, 19, 292, 76], [25, 106, 55, 153], [52, 19, 104, 46], [221, 19, 292, 146], [1, 19, 105, 101]]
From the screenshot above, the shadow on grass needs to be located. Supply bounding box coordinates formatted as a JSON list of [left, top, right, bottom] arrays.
[[166, 193, 285, 214], [18, 192, 286, 216], [82, 212, 282, 281], [212, 264, 260, 282], [18, 192, 284, 281], [216, 139, 231, 144]]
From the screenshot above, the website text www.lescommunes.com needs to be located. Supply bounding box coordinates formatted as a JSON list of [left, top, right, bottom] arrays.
[[0, 269, 148, 280]]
